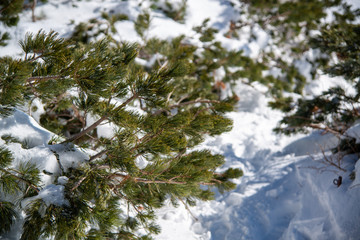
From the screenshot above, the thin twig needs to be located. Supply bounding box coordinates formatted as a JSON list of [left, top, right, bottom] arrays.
[[31, 0, 37, 22], [154, 99, 220, 115], [71, 175, 88, 192], [179, 198, 198, 221], [27, 75, 62, 83], [50, 149, 65, 174], [89, 149, 108, 162], [318, 146, 347, 172]]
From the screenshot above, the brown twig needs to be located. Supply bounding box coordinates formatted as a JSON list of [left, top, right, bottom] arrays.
[[27, 75, 62, 83], [178, 197, 199, 221], [153, 99, 220, 115], [71, 175, 88, 192], [89, 149, 108, 162], [308, 123, 342, 136], [109, 172, 187, 185], [318, 145, 347, 172], [0, 0, 17, 13], [31, 0, 37, 22]]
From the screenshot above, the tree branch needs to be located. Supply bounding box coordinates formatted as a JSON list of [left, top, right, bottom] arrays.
[[110, 172, 216, 186], [89, 127, 164, 161], [31, 0, 37, 22], [0, 0, 17, 13], [308, 123, 342, 136], [110, 172, 187, 185], [0, 168, 39, 193], [63, 94, 137, 143], [27, 75, 62, 83], [319, 146, 347, 172], [178, 197, 198, 221], [154, 99, 220, 115], [71, 175, 88, 192], [89, 149, 108, 162]]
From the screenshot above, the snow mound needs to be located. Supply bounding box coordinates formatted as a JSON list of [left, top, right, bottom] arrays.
[[23, 184, 69, 208], [0, 109, 53, 147]]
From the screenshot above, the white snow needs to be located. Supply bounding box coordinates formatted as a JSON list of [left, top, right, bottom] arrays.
[[0, 109, 53, 147], [22, 184, 69, 208], [57, 176, 69, 185], [1, 0, 360, 239], [345, 123, 360, 143]]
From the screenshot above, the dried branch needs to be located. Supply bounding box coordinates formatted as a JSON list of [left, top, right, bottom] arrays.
[[89, 149, 108, 162], [27, 75, 62, 83], [318, 146, 347, 172], [178, 197, 198, 221], [31, 0, 37, 22], [154, 99, 220, 115], [308, 123, 343, 136], [50, 149, 65, 174], [71, 175, 88, 192]]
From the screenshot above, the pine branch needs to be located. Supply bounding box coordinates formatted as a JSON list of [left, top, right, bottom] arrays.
[[110, 172, 216, 186], [88, 149, 108, 162], [0, 168, 39, 193], [155, 149, 186, 177], [308, 123, 343, 136], [84, 128, 168, 194], [110, 172, 186, 185], [134, 128, 165, 149], [171, 99, 220, 108], [26, 52, 45, 62], [0, 0, 17, 13], [70, 174, 88, 192], [63, 94, 138, 143], [193, 106, 215, 119], [27, 75, 62, 83], [50, 149, 64, 174], [112, 187, 143, 216], [154, 99, 220, 115], [89, 127, 164, 162]]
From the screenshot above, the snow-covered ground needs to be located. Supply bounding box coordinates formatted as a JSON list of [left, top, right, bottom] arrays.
[[1, 1, 360, 239], [155, 82, 360, 240]]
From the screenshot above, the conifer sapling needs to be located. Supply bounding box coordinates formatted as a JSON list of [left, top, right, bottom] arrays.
[[0, 30, 243, 239]]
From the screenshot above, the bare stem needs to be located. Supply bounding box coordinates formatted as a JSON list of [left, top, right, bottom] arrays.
[[179, 197, 198, 221], [27, 75, 62, 83], [89, 149, 108, 162], [31, 0, 37, 22], [154, 99, 220, 115], [71, 175, 88, 192]]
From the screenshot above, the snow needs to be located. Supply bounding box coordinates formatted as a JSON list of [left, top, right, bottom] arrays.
[[22, 184, 69, 208], [149, 16, 189, 39], [351, 159, 360, 189], [1, 0, 360, 239], [345, 123, 360, 143], [0, 109, 53, 147], [186, 0, 234, 29], [57, 176, 69, 185], [114, 20, 142, 42]]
